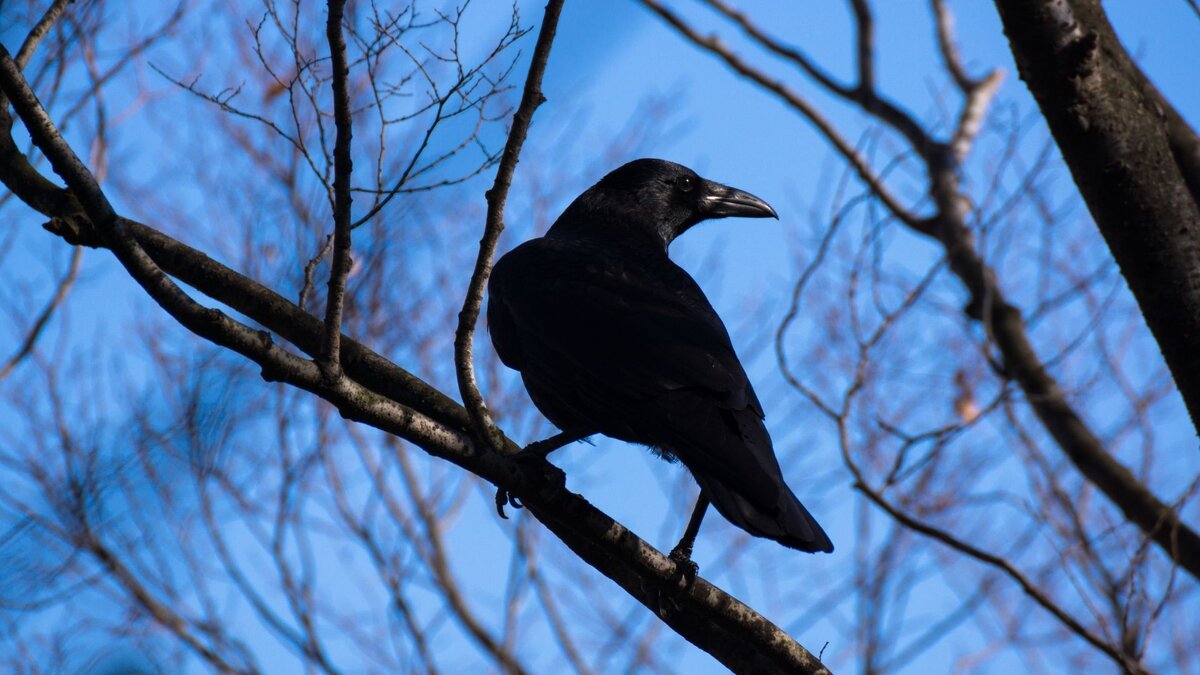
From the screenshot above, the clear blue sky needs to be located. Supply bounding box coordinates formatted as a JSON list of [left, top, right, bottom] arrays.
[[2, 1, 1197, 673]]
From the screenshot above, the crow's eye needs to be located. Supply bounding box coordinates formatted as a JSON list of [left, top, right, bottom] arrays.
[[676, 175, 696, 193]]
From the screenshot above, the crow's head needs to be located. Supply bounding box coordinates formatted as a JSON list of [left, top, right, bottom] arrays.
[[552, 158, 777, 248]]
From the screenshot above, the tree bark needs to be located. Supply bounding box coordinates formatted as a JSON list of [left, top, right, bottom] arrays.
[[992, 0, 1200, 434]]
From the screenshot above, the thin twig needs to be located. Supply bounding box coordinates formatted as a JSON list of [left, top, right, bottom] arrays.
[[929, 0, 974, 91], [0, 246, 82, 381], [1, 34, 832, 673], [646, 0, 1200, 584], [0, 40, 473, 465], [639, 0, 921, 227], [849, 0, 874, 94], [454, 0, 565, 453], [847, 467, 1142, 672]]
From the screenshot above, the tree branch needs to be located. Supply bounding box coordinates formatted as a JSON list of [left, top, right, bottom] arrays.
[[1128, 62, 1200, 207], [640, 0, 920, 227], [0, 245, 81, 381], [992, 0, 1200, 432], [455, 0, 564, 453], [0, 38, 832, 673], [14, 0, 74, 69], [848, 0, 874, 95], [319, 0, 354, 374], [846, 470, 1143, 672], [643, 0, 1200, 584]]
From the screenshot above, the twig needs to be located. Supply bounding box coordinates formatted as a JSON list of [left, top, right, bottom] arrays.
[[849, 0, 874, 94], [454, 0, 565, 453], [639, 0, 921, 227], [1, 34, 833, 673], [394, 446, 530, 675], [929, 0, 973, 91], [15, 0, 74, 69], [847, 467, 1143, 672], [646, 0, 1200, 584], [931, 0, 1005, 161], [0, 40, 472, 468], [0, 245, 82, 381], [83, 532, 248, 674]]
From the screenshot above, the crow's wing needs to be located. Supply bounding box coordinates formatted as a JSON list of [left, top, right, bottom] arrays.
[[488, 237, 780, 508], [491, 237, 833, 551]]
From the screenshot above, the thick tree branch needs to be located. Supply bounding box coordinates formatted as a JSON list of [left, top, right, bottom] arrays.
[[993, 0, 1200, 432], [0, 39, 831, 674], [454, 0, 565, 454], [1129, 64, 1200, 207], [643, 0, 1200, 585]]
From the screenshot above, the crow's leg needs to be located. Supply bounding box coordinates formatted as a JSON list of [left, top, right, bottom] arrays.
[[656, 494, 709, 616], [520, 430, 589, 460], [495, 430, 590, 518], [669, 494, 708, 584]]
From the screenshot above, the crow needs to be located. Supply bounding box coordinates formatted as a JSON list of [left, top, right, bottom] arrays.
[[487, 158, 833, 575]]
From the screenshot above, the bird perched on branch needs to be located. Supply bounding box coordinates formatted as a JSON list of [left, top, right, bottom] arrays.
[[487, 158, 832, 579]]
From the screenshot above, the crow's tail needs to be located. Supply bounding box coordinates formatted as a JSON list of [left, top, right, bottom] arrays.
[[692, 471, 834, 553]]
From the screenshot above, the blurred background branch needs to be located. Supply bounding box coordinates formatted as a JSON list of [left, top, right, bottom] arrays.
[[0, 0, 1196, 673]]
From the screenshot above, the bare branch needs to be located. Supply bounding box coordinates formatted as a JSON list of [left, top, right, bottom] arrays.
[[644, 0, 1200, 585], [0, 37, 834, 671], [454, 0, 565, 453], [639, 0, 921, 226], [846, 466, 1142, 672], [15, 0, 74, 69], [319, 0, 354, 374], [848, 0, 875, 94], [992, 0, 1200, 430], [929, 0, 973, 91], [0, 245, 81, 381]]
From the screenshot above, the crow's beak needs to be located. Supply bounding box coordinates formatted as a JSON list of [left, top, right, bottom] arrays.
[[700, 181, 778, 219]]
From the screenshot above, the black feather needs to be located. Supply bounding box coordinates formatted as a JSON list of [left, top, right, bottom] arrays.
[[488, 158, 832, 553]]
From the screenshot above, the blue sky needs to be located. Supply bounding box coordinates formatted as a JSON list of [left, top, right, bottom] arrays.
[[3, 1, 1199, 673], [492, 1, 1200, 672]]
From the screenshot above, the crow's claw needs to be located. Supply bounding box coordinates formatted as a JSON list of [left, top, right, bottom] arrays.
[[495, 488, 522, 519], [495, 445, 561, 518], [653, 549, 700, 617], [668, 548, 699, 591]]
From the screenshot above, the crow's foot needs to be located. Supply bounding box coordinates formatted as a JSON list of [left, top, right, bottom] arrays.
[[654, 548, 700, 617], [495, 488, 523, 519], [668, 547, 700, 590], [494, 444, 561, 519]]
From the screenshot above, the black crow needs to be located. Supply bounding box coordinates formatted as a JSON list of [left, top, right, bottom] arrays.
[[487, 158, 833, 572]]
